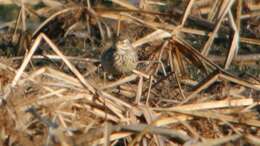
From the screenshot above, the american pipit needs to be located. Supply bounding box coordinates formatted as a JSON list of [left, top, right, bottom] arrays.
[[101, 37, 138, 75]]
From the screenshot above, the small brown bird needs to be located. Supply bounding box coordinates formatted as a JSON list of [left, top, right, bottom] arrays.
[[101, 37, 138, 75]]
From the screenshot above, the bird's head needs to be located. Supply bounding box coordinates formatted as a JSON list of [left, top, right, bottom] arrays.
[[115, 38, 134, 54]]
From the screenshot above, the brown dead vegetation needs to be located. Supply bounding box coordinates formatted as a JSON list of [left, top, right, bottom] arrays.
[[0, 0, 260, 146]]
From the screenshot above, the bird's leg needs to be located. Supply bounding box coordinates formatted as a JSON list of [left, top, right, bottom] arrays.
[[103, 72, 107, 86]]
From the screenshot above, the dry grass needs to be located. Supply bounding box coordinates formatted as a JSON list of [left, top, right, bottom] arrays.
[[0, 0, 260, 146]]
